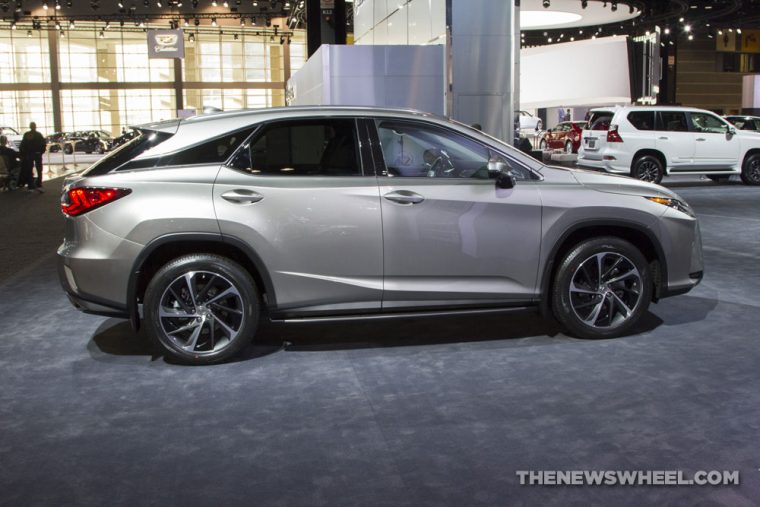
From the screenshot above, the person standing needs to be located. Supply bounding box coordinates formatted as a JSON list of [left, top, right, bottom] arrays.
[[19, 122, 46, 193], [0, 135, 20, 190]]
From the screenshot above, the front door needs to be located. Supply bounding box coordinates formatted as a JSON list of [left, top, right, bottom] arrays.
[[213, 117, 383, 315], [371, 119, 542, 310], [689, 111, 740, 169]]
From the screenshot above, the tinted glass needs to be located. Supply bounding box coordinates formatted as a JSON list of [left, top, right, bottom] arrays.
[[228, 119, 360, 176], [588, 112, 613, 131], [377, 121, 490, 179], [628, 111, 655, 130], [690, 113, 730, 134], [83, 130, 173, 176], [659, 112, 689, 132], [163, 127, 255, 167]]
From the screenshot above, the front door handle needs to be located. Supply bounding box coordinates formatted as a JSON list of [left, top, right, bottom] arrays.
[[659, 136, 669, 140], [696, 138, 707, 142], [221, 189, 264, 204], [383, 190, 425, 205]]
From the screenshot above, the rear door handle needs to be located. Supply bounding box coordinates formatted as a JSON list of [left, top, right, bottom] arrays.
[[221, 189, 264, 204], [383, 190, 424, 205], [696, 138, 707, 142], [658, 136, 669, 140]]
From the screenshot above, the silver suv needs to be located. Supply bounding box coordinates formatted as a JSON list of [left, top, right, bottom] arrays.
[[58, 107, 704, 364]]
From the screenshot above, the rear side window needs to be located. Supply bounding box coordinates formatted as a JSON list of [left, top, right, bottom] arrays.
[[228, 118, 361, 176], [588, 112, 613, 131], [83, 131, 173, 176], [162, 127, 255, 167], [627, 111, 655, 131], [659, 112, 689, 132]]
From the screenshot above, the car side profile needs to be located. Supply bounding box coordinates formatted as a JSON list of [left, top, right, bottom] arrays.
[[540, 121, 587, 153], [58, 107, 703, 364], [577, 106, 760, 185]]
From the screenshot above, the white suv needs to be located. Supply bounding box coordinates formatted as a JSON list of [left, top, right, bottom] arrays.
[[577, 106, 760, 185]]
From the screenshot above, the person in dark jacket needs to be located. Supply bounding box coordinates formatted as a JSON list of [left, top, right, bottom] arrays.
[[0, 135, 20, 190], [19, 122, 46, 193]]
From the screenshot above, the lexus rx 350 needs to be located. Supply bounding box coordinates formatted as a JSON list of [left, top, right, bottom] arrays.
[[58, 107, 703, 364]]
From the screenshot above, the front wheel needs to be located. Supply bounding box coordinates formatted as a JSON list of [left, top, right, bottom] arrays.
[[539, 139, 547, 151], [144, 254, 260, 365], [552, 237, 652, 339], [741, 154, 760, 185], [564, 140, 573, 154], [631, 155, 664, 184]]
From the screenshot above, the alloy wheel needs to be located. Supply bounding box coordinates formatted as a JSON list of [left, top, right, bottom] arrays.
[[158, 270, 245, 354], [637, 160, 660, 182], [568, 252, 643, 329], [747, 157, 760, 184]]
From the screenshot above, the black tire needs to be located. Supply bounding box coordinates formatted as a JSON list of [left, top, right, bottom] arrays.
[[741, 153, 760, 185], [631, 155, 664, 184], [536, 120, 543, 131], [551, 237, 652, 340], [564, 140, 573, 154], [707, 175, 730, 183], [63, 144, 73, 155], [144, 254, 260, 365]]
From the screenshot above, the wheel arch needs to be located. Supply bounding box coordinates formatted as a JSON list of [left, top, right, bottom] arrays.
[[632, 149, 667, 174], [127, 233, 276, 331], [742, 147, 760, 167], [538, 220, 667, 318]]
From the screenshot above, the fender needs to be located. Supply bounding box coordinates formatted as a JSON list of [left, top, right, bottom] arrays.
[[126, 232, 277, 331], [537, 218, 668, 318]]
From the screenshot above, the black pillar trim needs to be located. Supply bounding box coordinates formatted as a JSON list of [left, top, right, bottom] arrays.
[[306, 0, 321, 57]]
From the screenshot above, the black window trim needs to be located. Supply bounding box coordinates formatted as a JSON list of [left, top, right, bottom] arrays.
[[224, 116, 369, 177], [368, 117, 542, 182]]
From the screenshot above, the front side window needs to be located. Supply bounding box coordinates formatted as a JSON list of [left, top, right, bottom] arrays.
[[229, 118, 361, 176], [690, 113, 730, 134], [659, 112, 689, 132], [377, 121, 490, 179]]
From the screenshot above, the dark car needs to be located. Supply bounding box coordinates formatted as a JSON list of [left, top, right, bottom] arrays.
[[540, 121, 588, 154], [49, 130, 113, 155], [109, 129, 139, 150], [725, 115, 760, 132]]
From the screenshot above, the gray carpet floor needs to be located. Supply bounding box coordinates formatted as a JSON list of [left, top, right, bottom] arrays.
[[0, 176, 759, 506]]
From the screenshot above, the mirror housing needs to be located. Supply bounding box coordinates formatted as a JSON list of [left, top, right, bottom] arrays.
[[728, 126, 737, 136], [495, 171, 516, 189], [488, 160, 516, 189]]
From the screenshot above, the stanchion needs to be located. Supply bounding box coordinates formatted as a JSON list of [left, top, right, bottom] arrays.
[[60, 144, 68, 172]]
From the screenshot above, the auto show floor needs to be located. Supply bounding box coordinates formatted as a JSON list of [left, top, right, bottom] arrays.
[[1, 176, 759, 506]]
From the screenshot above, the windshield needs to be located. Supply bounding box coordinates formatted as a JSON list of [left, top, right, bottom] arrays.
[[82, 130, 173, 176]]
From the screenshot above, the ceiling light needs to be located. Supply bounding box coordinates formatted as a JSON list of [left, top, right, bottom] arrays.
[[718, 29, 723, 35], [156, 0, 162, 6], [11, 21, 16, 29], [69, 19, 75, 27], [664, 27, 670, 34], [542, 0, 550, 8], [42, 1, 48, 8], [55, 0, 61, 9], [737, 28, 742, 34], [212, 0, 217, 5], [188, 33, 194, 41], [679, 17, 684, 22], [27, 29, 32, 37], [118, 0, 123, 6], [684, 24, 691, 32], [688, 34, 693, 40], [223, 0, 228, 6], [211, 17, 217, 26]]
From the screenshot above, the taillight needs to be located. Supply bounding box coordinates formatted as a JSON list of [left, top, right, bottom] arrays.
[[61, 187, 131, 216], [607, 125, 623, 143]]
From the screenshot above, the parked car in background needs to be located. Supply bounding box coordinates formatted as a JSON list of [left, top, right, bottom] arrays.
[[0, 127, 23, 151], [48, 130, 113, 154], [724, 115, 760, 132], [539, 121, 588, 153], [518, 110, 543, 132], [577, 106, 760, 185], [109, 128, 139, 150], [59, 107, 703, 364]]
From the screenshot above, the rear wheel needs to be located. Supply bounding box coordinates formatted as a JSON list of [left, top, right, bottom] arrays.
[[539, 139, 547, 150], [564, 140, 573, 154], [63, 144, 73, 155], [144, 254, 259, 365], [552, 237, 652, 339], [631, 155, 664, 184], [741, 154, 760, 185]]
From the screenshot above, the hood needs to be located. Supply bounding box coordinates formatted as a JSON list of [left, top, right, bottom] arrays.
[[568, 167, 680, 200]]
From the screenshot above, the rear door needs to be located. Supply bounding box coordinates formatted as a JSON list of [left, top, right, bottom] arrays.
[[655, 111, 695, 171], [688, 111, 740, 169], [213, 117, 384, 315], [370, 118, 542, 309], [580, 110, 614, 161]]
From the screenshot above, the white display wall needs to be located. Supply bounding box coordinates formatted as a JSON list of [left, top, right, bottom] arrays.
[[354, 0, 447, 45], [520, 36, 632, 109]]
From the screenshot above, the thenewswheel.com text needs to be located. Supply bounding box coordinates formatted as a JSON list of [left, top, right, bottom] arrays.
[[516, 470, 739, 486]]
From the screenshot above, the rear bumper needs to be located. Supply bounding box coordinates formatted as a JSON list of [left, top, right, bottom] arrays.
[[58, 258, 129, 318]]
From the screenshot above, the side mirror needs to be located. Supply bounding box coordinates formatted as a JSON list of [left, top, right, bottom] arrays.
[[488, 160, 516, 189], [496, 171, 517, 189], [728, 126, 737, 136]]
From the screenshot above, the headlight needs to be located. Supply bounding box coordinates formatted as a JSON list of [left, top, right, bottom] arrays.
[[645, 196, 695, 217]]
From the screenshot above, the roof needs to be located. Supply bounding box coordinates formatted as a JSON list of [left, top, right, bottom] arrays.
[[182, 105, 440, 124]]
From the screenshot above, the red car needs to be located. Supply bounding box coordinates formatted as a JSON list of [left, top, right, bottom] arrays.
[[540, 121, 588, 154]]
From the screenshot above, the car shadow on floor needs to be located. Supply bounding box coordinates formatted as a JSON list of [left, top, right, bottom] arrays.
[[88, 306, 670, 364]]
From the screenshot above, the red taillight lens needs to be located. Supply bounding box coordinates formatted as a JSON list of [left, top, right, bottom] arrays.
[[61, 187, 131, 216], [607, 125, 623, 143]]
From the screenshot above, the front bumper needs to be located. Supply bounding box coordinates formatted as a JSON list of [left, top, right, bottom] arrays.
[[656, 209, 704, 298]]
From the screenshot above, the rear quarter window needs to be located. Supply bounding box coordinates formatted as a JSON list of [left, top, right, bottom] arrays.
[[627, 111, 655, 130]]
